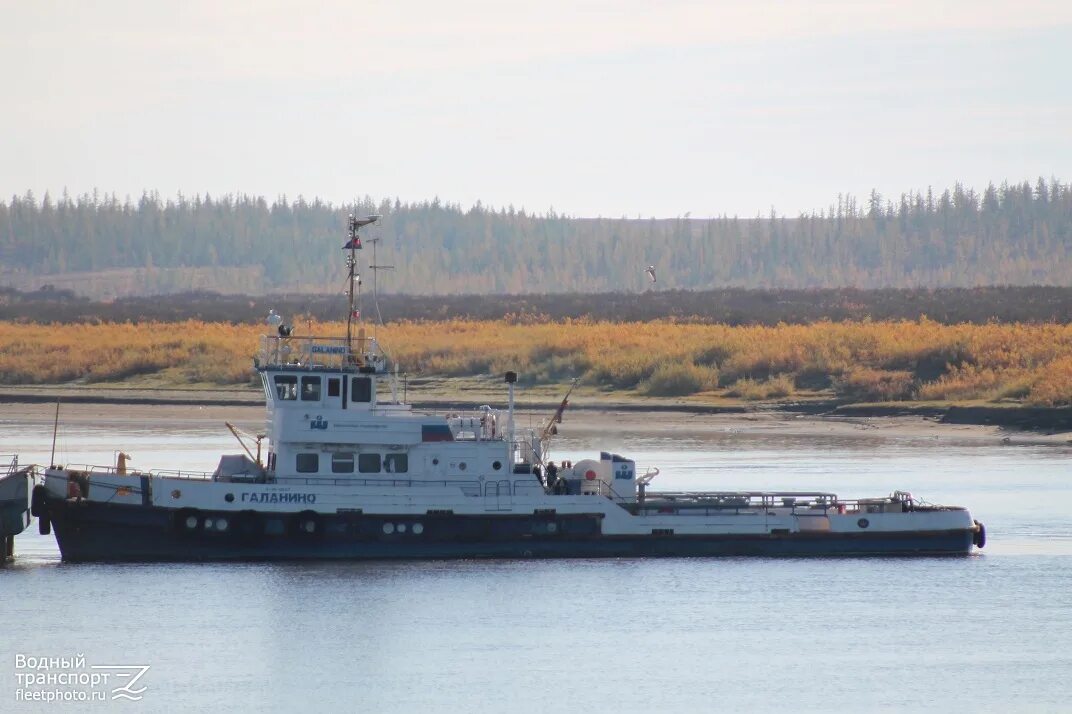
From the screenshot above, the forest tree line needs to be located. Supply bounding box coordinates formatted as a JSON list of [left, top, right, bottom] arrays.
[[1, 178, 1070, 297]]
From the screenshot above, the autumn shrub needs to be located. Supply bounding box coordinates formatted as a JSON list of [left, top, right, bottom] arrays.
[[994, 376, 1034, 401], [527, 353, 591, 384], [835, 368, 915, 402], [725, 375, 795, 400], [185, 344, 255, 384], [694, 343, 732, 367], [718, 334, 809, 382], [641, 362, 718, 396], [1025, 357, 1072, 406], [917, 365, 1006, 401], [1, 319, 1072, 407], [793, 367, 834, 390], [886, 341, 975, 381], [585, 353, 659, 390]]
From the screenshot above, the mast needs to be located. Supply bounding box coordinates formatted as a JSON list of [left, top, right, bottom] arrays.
[[49, 398, 60, 468], [505, 371, 517, 466], [344, 213, 381, 357]]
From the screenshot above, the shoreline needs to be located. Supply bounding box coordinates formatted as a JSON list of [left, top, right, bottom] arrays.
[[1, 401, 1068, 447], [1, 385, 1070, 433]]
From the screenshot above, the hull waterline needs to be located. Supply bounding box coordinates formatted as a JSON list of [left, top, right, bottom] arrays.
[[47, 499, 976, 562]]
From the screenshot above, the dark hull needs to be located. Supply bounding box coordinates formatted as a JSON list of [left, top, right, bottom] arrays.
[[46, 499, 976, 562]]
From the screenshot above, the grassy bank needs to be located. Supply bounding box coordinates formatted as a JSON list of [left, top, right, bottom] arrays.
[[1, 319, 1071, 407]]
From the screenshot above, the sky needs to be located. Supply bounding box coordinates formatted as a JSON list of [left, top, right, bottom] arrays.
[[2, 0, 1071, 218]]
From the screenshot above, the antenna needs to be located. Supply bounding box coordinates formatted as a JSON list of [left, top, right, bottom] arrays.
[[367, 236, 395, 326]]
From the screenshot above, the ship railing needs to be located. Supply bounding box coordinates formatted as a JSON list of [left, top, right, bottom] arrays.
[[571, 477, 632, 502], [1, 454, 18, 477], [48, 463, 147, 477], [275, 476, 483, 496], [149, 469, 214, 481], [258, 334, 385, 371], [634, 491, 930, 515], [47, 464, 214, 481], [636, 490, 837, 514]]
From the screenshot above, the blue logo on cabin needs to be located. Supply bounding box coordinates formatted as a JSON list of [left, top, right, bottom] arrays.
[[614, 467, 632, 480], [310, 416, 328, 430]]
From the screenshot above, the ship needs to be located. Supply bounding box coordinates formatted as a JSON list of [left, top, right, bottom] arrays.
[[1, 454, 35, 561], [31, 215, 986, 561]]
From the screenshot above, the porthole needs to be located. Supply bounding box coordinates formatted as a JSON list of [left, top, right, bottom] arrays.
[[459, 462, 467, 471], [303, 520, 316, 534], [185, 515, 198, 529], [203, 518, 215, 530], [547, 522, 558, 534], [398, 523, 407, 533], [171, 489, 182, 499], [857, 518, 870, 529], [225, 493, 235, 503], [432, 458, 439, 465], [216, 518, 229, 532], [492, 461, 502, 471], [413, 523, 424, 535], [383, 523, 395, 534]]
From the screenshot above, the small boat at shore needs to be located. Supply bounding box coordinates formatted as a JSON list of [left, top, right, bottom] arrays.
[[29, 216, 986, 561]]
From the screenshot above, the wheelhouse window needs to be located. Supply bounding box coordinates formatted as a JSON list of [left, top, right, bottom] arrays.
[[296, 453, 319, 473], [384, 453, 408, 473], [358, 453, 381, 473], [274, 375, 298, 400], [328, 378, 341, 398], [351, 377, 372, 403], [301, 376, 322, 401], [331, 452, 355, 474]]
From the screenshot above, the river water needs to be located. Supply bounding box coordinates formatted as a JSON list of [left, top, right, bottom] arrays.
[[1, 412, 1070, 712]]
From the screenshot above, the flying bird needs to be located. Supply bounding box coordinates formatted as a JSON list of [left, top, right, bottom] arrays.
[[645, 265, 657, 283]]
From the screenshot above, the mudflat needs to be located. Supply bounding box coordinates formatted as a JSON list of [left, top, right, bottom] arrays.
[[2, 401, 1066, 446]]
